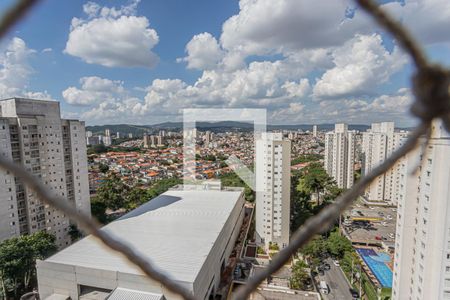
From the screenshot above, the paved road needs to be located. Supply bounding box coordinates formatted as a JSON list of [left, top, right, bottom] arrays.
[[319, 258, 354, 300]]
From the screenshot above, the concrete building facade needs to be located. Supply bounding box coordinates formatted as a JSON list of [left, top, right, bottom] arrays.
[[324, 123, 355, 189], [393, 121, 450, 300], [0, 98, 90, 248], [362, 122, 408, 204], [255, 133, 291, 249], [312, 125, 318, 137], [37, 185, 246, 300]]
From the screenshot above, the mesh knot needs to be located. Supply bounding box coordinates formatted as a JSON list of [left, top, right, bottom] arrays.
[[411, 65, 450, 131]]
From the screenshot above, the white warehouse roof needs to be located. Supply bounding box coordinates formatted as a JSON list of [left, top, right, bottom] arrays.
[[45, 187, 243, 284]]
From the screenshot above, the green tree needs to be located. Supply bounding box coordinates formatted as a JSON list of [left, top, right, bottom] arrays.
[[0, 232, 56, 298], [291, 154, 322, 165], [68, 224, 82, 242], [91, 197, 108, 224], [125, 187, 150, 211], [290, 171, 314, 231], [147, 178, 182, 199], [290, 260, 310, 290], [301, 236, 326, 259], [326, 230, 352, 259], [95, 173, 128, 211], [341, 250, 361, 275], [297, 162, 333, 206], [220, 172, 255, 202], [98, 163, 109, 173]]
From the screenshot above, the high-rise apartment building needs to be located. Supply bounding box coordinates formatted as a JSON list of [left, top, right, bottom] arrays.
[[204, 131, 213, 147], [324, 123, 355, 189], [393, 120, 450, 300], [157, 135, 162, 146], [142, 134, 150, 148], [313, 125, 318, 137], [0, 98, 91, 248], [361, 122, 408, 204], [103, 129, 111, 146], [255, 133, 291, 249]]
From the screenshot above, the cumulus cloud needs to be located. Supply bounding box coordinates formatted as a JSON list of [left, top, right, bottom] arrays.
[[178, 33, 224, 70], [65, 0, 159, 68], [314, 88, 413, 125], [74, 56, 313, 123], [381, 0, 450, 46], [62, 76, 125, 106], [313, 34, 407, 99], [0, 37, 52, 100], [72, 0, 450, 126], [220, 0, 370, 57]]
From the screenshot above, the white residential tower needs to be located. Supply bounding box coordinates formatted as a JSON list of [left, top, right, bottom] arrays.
[[324, 123, 355, 189], [393, 120, 450, 300], [0, 98, 91, 248], [255, 133, 291, 249]]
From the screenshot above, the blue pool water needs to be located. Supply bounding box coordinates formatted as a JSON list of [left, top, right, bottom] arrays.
[[357, 248, 393, 288]]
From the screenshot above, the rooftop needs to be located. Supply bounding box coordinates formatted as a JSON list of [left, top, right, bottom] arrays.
[[45, 188, 243, 284]]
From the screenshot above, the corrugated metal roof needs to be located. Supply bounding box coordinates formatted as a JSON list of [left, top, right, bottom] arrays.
[[45, 189, 243, 284], [107, 288, 163, 300]]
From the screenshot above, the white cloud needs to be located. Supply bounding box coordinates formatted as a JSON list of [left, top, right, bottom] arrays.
[[62, 76, 125, 106], [65, 1, 159, 68], [75, 56, 313, 123], [313, 34, 407, 99], [75, 0, 450, 125], [382, 0, 450, 46], [0, 37, 52, 100], [313, 88, 414, 125], [282, 79, 310, 98], [220, 0, 370, 57], [178, 32, 224, 70]]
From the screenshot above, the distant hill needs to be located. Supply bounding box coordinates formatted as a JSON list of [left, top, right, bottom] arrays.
[[86, 122, 372, 137], [85, 124, 153, 136]]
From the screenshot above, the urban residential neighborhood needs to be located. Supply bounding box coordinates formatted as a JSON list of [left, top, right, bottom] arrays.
[[0, 1, 449, 300]]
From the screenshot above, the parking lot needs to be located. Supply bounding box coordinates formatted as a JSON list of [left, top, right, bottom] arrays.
[[342, 204, 397, 245]]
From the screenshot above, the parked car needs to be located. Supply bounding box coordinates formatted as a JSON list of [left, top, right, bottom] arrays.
[[333, 260, 340, 267], [378, 212, 384, 216], [319, 269, 325, 276], [391, 208, 397, 212], [375, 235, 382, 240], [381, 221, 388, 227], [323, 263, 331, 270], [387, 215, 393, 220], [350, 288, 359, 299], [319, 281, 329, 294]]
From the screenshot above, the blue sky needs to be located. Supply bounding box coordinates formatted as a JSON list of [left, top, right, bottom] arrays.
[[0, 0, 449, 126]]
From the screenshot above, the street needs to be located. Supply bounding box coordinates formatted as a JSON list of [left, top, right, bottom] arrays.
[[319, 258, 354, 300]]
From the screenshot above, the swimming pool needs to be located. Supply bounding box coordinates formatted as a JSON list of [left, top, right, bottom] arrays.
[[356, 248, 393, 288]]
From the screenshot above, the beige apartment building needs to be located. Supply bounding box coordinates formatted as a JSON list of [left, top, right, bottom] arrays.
[[0, 98, 90, 248], [362, 122, 408, 205], [255, 132, 291, 249], [324, 123, 355, 189], [393, 120, 450, 300]]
